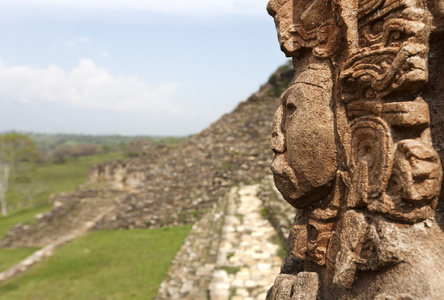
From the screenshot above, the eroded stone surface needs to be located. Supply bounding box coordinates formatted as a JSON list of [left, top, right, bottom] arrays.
[[267, 0, 444, 299]]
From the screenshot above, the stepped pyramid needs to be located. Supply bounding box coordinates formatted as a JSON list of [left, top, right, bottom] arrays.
[[1, 63, 294, 249]]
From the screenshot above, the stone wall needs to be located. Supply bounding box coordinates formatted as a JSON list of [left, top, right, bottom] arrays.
[[87, 144, 175, 190]]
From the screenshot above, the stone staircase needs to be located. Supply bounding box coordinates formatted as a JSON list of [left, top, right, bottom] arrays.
[[156, 180, 291, 300], [0, 189, 126, 248]]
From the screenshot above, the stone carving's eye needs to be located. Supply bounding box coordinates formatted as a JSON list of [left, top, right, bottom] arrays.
[[390, 31, 402, 40], [387, 30, 404, 46], [286, 102, 297, 117], [372, 20, 384, 35]]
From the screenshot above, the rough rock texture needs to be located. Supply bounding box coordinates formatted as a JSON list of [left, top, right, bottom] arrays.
[[267, 0, 444, 299], [0, 65, 294, 249], [424, 12, 444, 229]]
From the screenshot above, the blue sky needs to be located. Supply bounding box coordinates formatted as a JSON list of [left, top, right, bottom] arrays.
[[0, 1, 286, 136]]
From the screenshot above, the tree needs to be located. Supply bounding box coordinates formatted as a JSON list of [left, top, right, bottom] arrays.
[[16, 181, 47, 207], [50, 146, 70, 164], [124, 139, 154, 157], [69, 143, 99, 157], [0, 133, 37, 216]]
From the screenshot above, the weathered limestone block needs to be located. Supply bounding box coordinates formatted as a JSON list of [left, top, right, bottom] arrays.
[[267, 0, 444, 298]]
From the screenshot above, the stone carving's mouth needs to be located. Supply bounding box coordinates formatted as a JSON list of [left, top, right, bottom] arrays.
[[270, 153, 303, 204]]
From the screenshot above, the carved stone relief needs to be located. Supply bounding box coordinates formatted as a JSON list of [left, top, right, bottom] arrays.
[[267, 0, 444, 299]]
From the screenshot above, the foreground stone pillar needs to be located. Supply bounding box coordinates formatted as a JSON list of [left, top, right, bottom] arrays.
[[266, 0, 444, 299]]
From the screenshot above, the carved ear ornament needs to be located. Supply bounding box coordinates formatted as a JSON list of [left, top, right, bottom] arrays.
[[349, 116, 394, 202]]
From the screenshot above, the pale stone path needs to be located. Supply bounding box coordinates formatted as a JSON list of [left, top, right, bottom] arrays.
[[208, 184, 282, 300]]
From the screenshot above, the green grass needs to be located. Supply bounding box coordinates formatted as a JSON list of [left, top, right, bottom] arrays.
[[219, 266, 240, 275], [7, 151, 124, 213], [0, 226, 191, 300], [0, 247, 40, 273], [269, 233, 287, 258], [0, 148, 190, 299], [0, 152, 125, 276], [0, 204, 52, 238], [0, 204, 54, 273]]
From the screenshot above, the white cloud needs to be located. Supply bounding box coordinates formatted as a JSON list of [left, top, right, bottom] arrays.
[[99, 51, 109, 58], [0, 59, 181, 113], [66, 36, 90, 47], [0, 0, 266, 16]]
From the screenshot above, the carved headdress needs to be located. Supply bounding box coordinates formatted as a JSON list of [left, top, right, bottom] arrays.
[[267, 0, 341, 58]]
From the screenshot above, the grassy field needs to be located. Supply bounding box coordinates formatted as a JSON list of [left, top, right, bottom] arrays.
[[0, 151, 126, 275], [0, 247, 40, 273], [0, 226, 191, 300], [0, 205, 53, 273], [0, 204, 53, 239], [0, 142, 191, 299], [7, 151, 124, 213]]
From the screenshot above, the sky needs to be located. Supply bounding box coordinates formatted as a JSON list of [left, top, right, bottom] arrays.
[[0, 1, 286, 136]]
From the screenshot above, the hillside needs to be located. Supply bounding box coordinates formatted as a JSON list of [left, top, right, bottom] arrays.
[[0, 63, 294, 249]]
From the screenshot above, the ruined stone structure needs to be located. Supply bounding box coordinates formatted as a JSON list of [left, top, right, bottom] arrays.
[[1, 64, 296, 290], [267, 0, 444, 298]]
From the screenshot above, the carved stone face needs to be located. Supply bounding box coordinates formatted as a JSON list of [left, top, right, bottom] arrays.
[[270, 55, 337, 208]]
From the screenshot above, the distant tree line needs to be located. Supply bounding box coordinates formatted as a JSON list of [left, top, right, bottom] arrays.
[[28, 133, 185, 163], [45, 143, 108, 164]]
